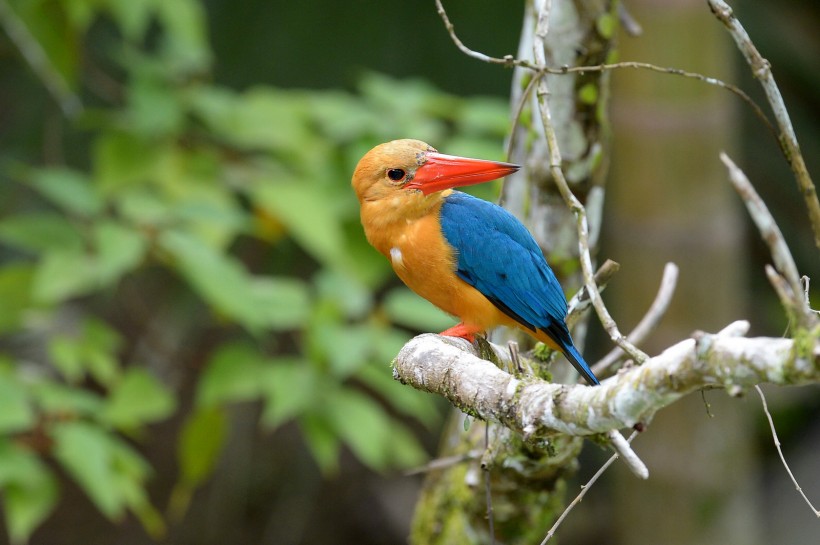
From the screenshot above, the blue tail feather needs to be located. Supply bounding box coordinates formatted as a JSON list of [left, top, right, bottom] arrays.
[[561, 344, 600, 386]]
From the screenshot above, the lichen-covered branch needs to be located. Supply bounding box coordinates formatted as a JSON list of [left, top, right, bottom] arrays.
[[394, 321, 819, 437]]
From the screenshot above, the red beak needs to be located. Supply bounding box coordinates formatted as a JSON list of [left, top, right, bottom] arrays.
[[407, 152, 519, 195]]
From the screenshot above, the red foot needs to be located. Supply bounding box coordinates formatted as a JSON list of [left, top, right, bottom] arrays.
[[439, 323, 484, 343]]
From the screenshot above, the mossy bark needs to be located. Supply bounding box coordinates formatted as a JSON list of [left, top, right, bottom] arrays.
[[410, 2, 617, 543]]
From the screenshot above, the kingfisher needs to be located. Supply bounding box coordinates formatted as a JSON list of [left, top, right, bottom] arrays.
[[352, 139, 599, 386]]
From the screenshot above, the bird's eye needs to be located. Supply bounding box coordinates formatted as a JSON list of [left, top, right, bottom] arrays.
[[387, 168, 406, 182]]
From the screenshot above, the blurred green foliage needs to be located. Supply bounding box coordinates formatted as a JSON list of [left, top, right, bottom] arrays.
[[0, 0, 509, 541]]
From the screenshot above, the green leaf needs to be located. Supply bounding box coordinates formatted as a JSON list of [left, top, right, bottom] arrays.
[[325, 388, 427, 469], [161, 230, 255, 323], [32, 226, 143, 300], [94, 132, 160, 193], [64, 0, 98, 31], [28, 168, 103, 216], [455, 97, 511, 136], [47, 319, 122, 386], [32, 249, 96, 304], [48, 337, 84, 383], [155, 0, 211, 73], [105, 0, 154, 41], [101, 368, 176, 429], [358, 74, 447, 142], [0, 264, 35, 333], [0, 213, 84, 254], [306, 90, 378, 140], [85, 430, 163, 537], [382, 421, 427, 468], [253, 180, 352, 272], [382, 287, 454, 331], [325, 389, 394, 470], [196, 342, 265, 407], [117, 188, 174, 226], [51, 422, 124, 518], [186, 86, 311, 152], [259, 359, 316, 429], [247, 277, 310, 329], [177, 407, 227, 486], [369, 326, 411, 363], [356, 363, 440, 429], [578, 83, 598, 105], [169, 407, 227, 520], [50, 421, 156, 531], [94, 221, 147, 285], [161, 230, 309, 330], [126, 76, 184, 136], [316, 324, 373, 378], [171, 195, 247, 250], [30, 382, 104, 417], [0, 372, 35, 434], [299, 413, 340, 475], [0, 440, 58, 545], [315, 270, 372, 319], [596, 12, 616, 39], [81, 320, 122, 386]]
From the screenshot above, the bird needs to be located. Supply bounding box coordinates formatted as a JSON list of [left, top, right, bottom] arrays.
[[352, 139, 600, 386]]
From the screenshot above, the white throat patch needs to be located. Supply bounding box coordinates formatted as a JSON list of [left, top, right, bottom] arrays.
[[390, 247, 404, 268]]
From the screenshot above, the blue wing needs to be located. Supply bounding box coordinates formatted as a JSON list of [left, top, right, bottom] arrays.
[[440, 191, 568, 332], [440, 192, 599, 385]]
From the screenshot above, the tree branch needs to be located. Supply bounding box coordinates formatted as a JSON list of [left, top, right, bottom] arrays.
[[707, 0, 820, 248], [720, 152, 816, 328], [393, 323, 819, 437]]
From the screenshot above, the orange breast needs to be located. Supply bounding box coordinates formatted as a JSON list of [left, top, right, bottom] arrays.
[[383, 208, 516, 332]]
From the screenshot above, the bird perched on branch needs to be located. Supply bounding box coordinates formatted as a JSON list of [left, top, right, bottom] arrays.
[[352, 139, 599, 385]]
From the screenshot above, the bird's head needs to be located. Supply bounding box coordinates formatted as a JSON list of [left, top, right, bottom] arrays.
[[352, 139, 519, 206]]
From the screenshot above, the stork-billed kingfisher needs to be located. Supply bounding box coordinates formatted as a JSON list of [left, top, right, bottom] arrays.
[[352, 139, 599, 386]]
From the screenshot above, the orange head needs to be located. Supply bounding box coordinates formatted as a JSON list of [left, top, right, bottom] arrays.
[[352, 139, 519, 206]]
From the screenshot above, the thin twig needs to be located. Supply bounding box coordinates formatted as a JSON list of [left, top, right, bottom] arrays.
[[508, 340, 525, 374], [765, 266, 800, 328], [802, 276, 820, 317], [754, 385, 819, 517], [720, 152, 815, 327], [404, 450, 483, 475], [539, 431, 639, 544], [592, 262, 680, 376], [558, 61, 776, 140], [505, 73, 538, 161], [566, 259, 621, 326], [617, 3, 643, 37], [435, 0, 776, 142], [606, 429, 647, 479], [707, 0, 820, 248], [434, 0, 534, 69], [531, 0, 647, 364], [484, 423, 495, 545]]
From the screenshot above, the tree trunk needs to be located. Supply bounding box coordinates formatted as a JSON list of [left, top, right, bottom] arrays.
[[410, 1, 617, 543], [601, 1, 761, 544]]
